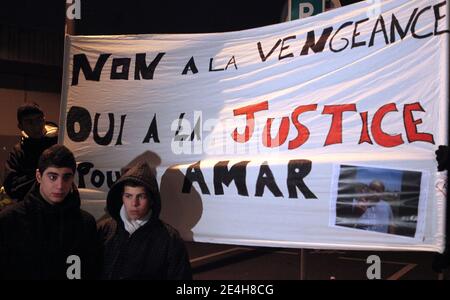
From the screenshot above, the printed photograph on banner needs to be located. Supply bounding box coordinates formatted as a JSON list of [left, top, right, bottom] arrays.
[[332, 165, 424, 238]]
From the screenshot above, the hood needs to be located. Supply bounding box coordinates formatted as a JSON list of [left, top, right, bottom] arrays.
[[106, 162, 161, 222], [20, 122, 59, 140]]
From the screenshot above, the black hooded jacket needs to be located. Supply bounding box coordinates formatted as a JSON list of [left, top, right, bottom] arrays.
[[0, 183, 100, 279], [97, 163, 192, 280], [3, 123, 58, 200]]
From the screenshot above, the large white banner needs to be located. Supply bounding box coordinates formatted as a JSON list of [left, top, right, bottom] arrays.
[[61, 0, 449, 252]]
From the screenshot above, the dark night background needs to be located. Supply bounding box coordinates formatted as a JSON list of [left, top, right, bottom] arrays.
[[1, 0, 364, 34], [0, 0, 364, 89]]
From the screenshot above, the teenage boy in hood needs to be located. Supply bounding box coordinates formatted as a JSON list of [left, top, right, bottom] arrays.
[[98, 162, 192, 280], [0, 145, 100, 279], [3, 102, 58, 200]]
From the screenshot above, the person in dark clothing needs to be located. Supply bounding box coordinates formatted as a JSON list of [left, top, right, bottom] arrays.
[[3, 102, 58, 201], [433, 145, 449, 275], [98, 162, 192, 280], [0, 145, 100, 279]]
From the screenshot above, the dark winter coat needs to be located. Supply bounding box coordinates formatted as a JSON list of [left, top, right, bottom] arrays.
[[97, 163, 192, 280], [0, 183, 100, 279], [3, 123, 58, 200]]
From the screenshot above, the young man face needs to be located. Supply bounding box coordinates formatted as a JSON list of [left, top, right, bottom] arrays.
[[19, 113, 45, 139], [122, 185, 151, 220], [36, 167, 74, 205]]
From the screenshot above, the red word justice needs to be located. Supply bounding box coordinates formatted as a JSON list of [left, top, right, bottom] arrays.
[[231, 101, 434, 148]]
